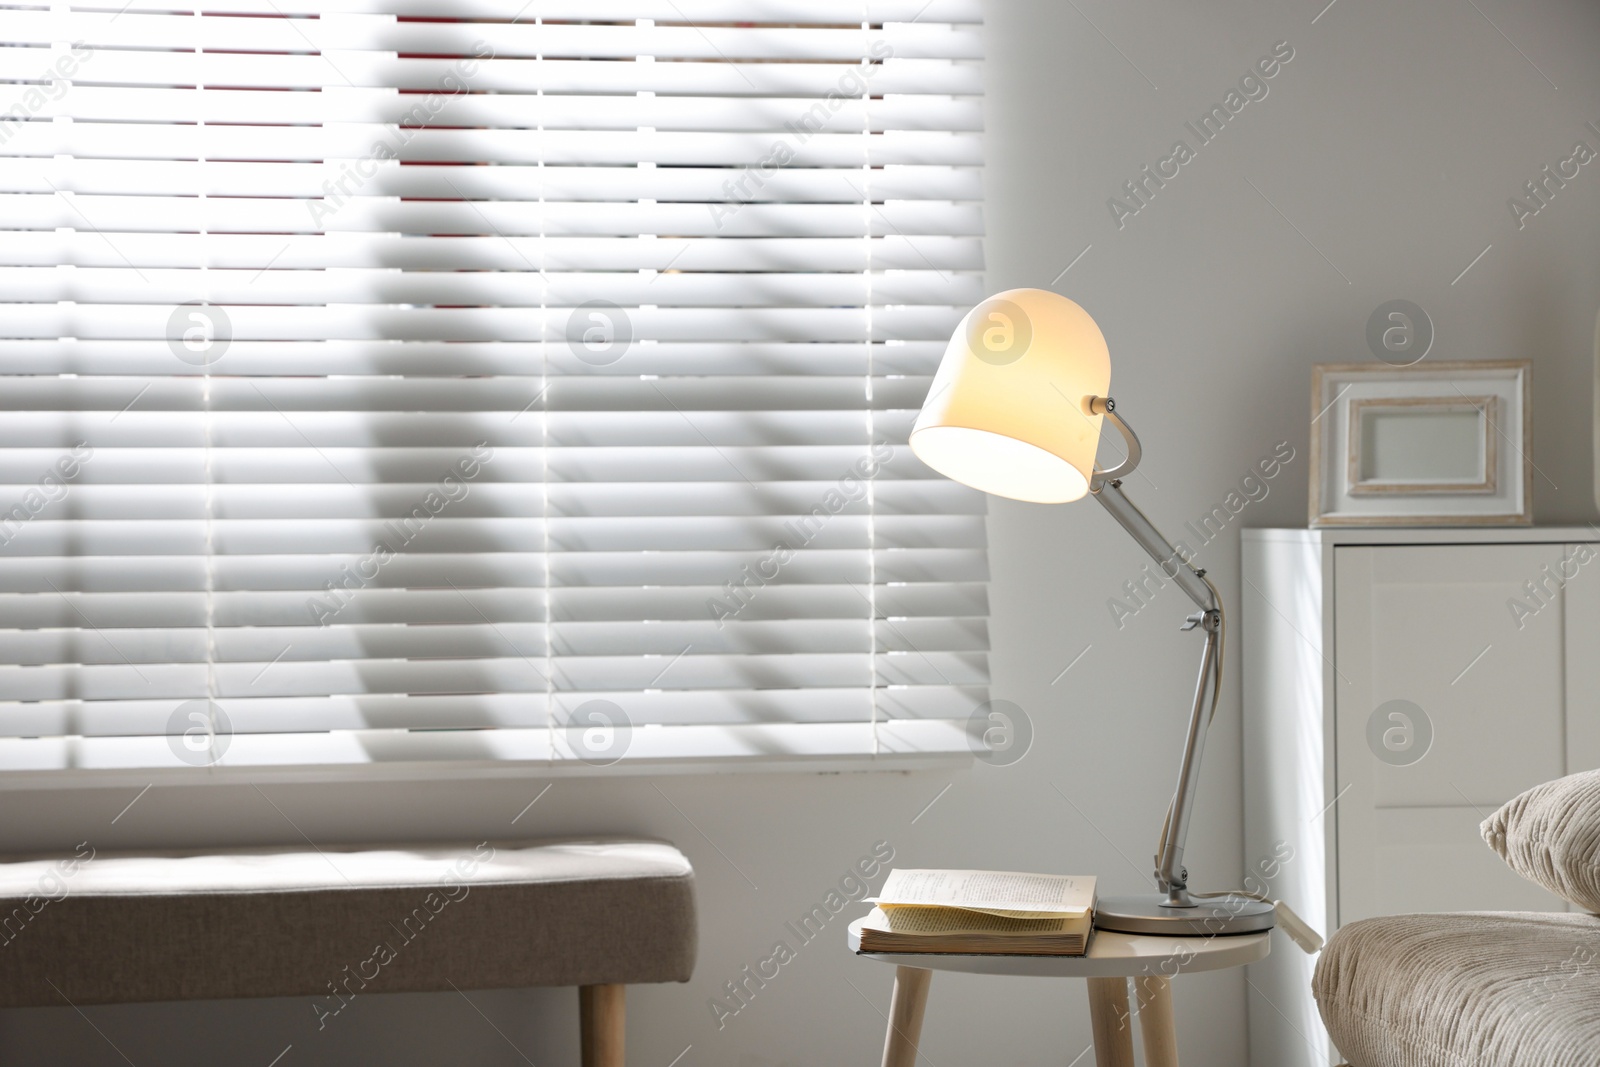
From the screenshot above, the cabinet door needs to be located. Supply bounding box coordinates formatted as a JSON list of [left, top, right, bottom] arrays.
[[1564, 544, 1600, 772], [1334, 544, 1573, 924]]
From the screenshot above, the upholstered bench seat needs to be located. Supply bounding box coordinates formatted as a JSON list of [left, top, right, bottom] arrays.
[[1313, 911, 1600, 1067], [0, 837, 696, 1065]]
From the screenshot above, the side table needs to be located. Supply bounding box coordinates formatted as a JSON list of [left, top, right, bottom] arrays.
[[847, 916, 1270, 1067]]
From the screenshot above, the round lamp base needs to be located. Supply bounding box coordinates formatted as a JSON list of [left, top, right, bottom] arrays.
[[1094, 894, 1276, 937]]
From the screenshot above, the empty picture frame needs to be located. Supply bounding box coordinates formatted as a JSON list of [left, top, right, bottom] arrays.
[[1310, 361, 1531, 526]]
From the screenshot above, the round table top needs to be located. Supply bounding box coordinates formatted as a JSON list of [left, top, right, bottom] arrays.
[[846, 916, 1270, 978]]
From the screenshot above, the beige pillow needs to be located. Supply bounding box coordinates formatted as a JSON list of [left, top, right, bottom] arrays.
[[1482, 768, 1600, 914]]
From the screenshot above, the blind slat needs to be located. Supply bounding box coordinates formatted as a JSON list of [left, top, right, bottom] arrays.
[[0, 160, 982, 201], [85, 1, 982, 20], [0, 341, 949, 376], [0, 270, 983, 309], [2, 126, 983, 166], [16, 88, 985, 132], [0, 197, 983, 237], [0, 235, 985, 271], [0, 52, 983, 94], [10, 16, 983, 60]]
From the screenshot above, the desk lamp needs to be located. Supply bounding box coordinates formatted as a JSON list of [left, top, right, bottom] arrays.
[[910, 287, 1275, 936]]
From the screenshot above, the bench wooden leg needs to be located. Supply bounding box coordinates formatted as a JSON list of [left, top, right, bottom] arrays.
[[881, 965, 932, 1067], [580, 984, 625, 1067], [1086, 977, 1135, 1067]]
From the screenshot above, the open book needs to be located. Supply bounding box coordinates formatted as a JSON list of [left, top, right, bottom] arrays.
[[858, 869, 1096, 955]]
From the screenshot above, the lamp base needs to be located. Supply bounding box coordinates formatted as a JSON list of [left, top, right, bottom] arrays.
[[1094, 893, 1276, 937]]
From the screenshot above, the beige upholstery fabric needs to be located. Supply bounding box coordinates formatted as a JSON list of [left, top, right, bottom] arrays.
[[1482, 768, 1600, 914], [1314, 912, 1600, 1067], [0, 838, 695, 1008]]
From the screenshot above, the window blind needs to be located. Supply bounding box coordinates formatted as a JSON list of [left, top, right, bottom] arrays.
[[0, 0, 987, 772]]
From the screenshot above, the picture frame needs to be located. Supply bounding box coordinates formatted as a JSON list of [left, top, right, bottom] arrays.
[[1309, 360, 1531, 526]]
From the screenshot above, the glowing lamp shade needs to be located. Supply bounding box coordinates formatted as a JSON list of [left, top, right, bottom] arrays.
[[910, 288, 1111, 504]]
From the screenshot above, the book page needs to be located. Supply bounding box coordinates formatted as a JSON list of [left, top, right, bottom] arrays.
[[872, 869, 1095, 919], [870, 905, 1078, 935]]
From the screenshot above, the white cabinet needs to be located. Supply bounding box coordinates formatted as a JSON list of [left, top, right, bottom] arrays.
[[1242, 528, 1599, 1067]]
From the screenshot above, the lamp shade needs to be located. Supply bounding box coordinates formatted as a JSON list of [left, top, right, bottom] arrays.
[[910, 288, 1111, 503]]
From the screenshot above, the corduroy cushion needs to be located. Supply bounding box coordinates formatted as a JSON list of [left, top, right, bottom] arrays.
[[1313, 912, 1600, 1067], [0, 838, 695, 1008], [1481, 768, 1600, 914]]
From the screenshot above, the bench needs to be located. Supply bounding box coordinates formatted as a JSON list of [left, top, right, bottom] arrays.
[[0, 837, 697, 1066]]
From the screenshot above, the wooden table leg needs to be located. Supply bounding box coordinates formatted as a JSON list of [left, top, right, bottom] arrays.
[[1134, 976, 1178, 1067], [579, 984, 624, 1067], [881, 966, 933, 1067], [1085, 977, 1135, 1067]]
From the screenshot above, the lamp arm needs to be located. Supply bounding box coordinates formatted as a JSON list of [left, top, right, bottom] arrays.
[[1089, 400, 1142, 484], [1150, 619, 1220, 899], [1091, 482, 1215, 613], [1086, 400, 1213, 613], [1086, 398, 1223, 901]]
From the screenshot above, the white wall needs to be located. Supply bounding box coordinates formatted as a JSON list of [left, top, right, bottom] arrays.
[[5, 2, 1600, 1064]]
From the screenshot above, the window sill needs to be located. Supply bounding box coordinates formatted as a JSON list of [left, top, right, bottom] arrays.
[[0, 720, 974, 789]]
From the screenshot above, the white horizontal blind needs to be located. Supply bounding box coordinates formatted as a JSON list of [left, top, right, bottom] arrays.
[[0, 0, 987, 770]]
